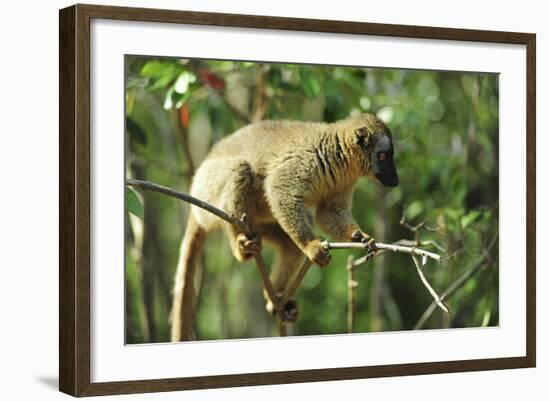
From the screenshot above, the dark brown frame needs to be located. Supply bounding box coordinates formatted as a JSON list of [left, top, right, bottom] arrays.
[[59, 3, 536, 397]]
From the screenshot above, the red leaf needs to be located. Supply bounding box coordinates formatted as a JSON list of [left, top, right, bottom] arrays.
[[199, 69, 225, 91], [179, 103, 190, 127]]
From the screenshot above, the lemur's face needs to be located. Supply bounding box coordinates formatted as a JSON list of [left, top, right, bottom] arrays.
[[370, 131, 398, 187], [355, 123, 399, 188]]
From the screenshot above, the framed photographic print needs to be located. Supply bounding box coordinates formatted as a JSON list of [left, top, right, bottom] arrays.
[[59, 3, 536, 397]]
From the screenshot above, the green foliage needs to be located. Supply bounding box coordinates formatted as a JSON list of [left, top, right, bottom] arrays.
[[126, 187, 144, 219], [124, 56, 499, 343]]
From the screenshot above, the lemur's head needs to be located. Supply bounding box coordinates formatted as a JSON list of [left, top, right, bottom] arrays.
[[353, 114, 399, 188]]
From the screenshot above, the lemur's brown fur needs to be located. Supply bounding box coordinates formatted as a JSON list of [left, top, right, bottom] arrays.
[[170, 113, 398, 341]]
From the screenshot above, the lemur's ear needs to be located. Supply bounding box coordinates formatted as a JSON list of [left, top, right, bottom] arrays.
[[354, 127, 368, 144]]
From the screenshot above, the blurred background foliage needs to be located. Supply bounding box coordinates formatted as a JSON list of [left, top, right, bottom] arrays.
[[125, 56, 499, 344]]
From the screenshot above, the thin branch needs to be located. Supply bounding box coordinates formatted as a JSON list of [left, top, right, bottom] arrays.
[[414, 232, 498, 330], [253, 254, 279, 311], [272, 257, 311, 334], [392, 238, 447, 255], [351, 251, 379, 268], [380, 243, 441, 263], [346, 255, 357, 333], [411, 255, 449, 314], [322, 240, 441, 263], [278, 321, 288, 337], [279, 258, 312, 318], [400, 205, 441, 237], [127, 179, 246, 231], [414, 260, 490, 330]]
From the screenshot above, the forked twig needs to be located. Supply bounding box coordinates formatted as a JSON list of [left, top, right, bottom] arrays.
[[411, 255, 449, 314], [321, 239, 445, 333], [414, 231, 498, 329], [322, 241, 441, 263]]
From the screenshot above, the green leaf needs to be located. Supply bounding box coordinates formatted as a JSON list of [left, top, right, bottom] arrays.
[[461, 210, 481, 229], [405, 201, 424, 220], [149, 74, 176, 91], [126, 187, 144, 219], [140, 60, 182, 90], [140, 60, 175, 78]]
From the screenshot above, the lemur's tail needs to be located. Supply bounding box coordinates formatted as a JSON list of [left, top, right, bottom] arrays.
[[170, 213, 206, 342]]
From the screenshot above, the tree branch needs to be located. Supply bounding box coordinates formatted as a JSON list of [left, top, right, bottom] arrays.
[[413, 231, 498, 330], [346, 255, 357, 333], [322, 240, 441, 263], [127, 178, 247, 231], [411, 255, 449, 314], [323, 239, 445, 334], [392, 238, 447, 255], [278, 258, 312, 318]]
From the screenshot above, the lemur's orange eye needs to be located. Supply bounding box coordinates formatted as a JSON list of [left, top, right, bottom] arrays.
[[378, 152, 386, 161]]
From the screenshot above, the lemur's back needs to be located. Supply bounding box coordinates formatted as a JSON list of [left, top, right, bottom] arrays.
[[206, 120, 325, 166]]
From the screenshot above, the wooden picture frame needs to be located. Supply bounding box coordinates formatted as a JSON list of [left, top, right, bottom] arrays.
[[59, 3, 536, 396]]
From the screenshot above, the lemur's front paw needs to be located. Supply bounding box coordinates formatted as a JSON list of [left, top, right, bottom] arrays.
[[351, 230, 377, 254], [235, 232, 262, 261], [305, 239, 331, 267]]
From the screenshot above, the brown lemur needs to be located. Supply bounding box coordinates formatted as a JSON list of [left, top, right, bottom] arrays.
[[170, 112, 399, 341]]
